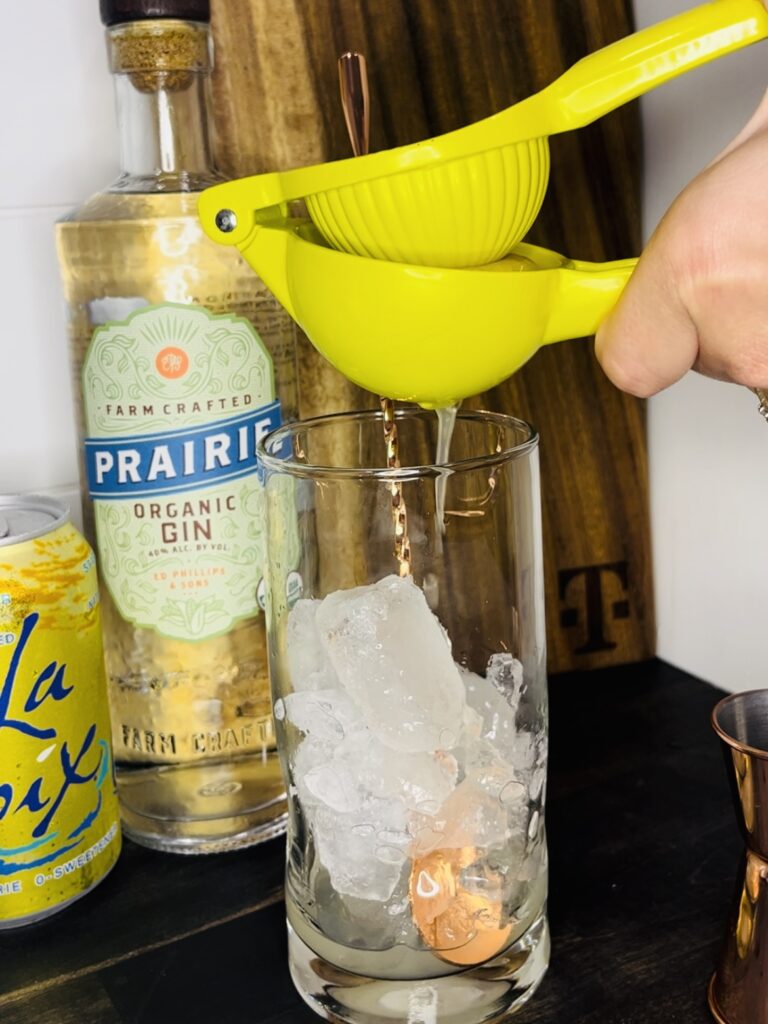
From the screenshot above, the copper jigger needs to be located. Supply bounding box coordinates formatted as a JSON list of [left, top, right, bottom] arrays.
[[710, 690, 768, 1023]]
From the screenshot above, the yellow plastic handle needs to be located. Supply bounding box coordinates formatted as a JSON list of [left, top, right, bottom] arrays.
[[539, 0, 768, 134], [545, 258, 638, 344]]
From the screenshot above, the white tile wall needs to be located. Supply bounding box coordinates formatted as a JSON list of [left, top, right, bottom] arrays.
[[0, 207, 77, 490], [0, 2, 118, 209], [0, 0, 118, 496], [649, 377, 768, 690]]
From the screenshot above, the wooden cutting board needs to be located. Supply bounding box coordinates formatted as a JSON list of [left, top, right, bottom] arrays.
[[210, 0, 654, 673]]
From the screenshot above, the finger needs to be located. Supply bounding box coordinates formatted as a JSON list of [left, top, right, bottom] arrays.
[[688, 256, 768, 387], [595, 232, 699, 398]]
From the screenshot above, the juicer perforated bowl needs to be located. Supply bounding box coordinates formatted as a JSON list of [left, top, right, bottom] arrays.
[[304, 138, 551, 267], [200, 0, 768, 269]]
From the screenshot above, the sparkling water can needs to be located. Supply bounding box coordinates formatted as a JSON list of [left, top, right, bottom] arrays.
[[0, 494, 121, 928]]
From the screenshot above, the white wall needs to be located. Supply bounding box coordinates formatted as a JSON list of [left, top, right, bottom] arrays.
[[635, 0, 768, 691], [0, 0, 117, 525], [1, 2, 766, 689]]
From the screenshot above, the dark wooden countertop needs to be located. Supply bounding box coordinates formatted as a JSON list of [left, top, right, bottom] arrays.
[[0, 660, 738, 1023]]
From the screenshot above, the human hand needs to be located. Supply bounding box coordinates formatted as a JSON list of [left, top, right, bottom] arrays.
[[595, 88, 768, 397]]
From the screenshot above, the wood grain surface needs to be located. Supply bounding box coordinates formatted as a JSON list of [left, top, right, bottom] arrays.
[[0, 661, 738, 1023], [209, 0, 653, 672]]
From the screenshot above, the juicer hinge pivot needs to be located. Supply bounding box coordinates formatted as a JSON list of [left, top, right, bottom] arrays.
[[215, 209, 238, 233]]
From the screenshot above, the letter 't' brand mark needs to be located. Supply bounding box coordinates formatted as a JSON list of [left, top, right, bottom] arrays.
[[558, 562, 630, 654]]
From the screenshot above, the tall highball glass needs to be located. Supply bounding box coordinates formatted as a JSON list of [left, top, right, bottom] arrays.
[[260, 408, 549, 1024]]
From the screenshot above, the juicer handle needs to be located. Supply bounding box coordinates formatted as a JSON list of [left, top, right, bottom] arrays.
[[539, 0, 768, 135], [544, 258, 638, 345]]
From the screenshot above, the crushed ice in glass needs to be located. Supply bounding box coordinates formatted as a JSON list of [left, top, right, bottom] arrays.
[[282, 573, 546, 937]]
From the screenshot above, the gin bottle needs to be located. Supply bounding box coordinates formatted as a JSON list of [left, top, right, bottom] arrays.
[[56, 0, 298, 853]]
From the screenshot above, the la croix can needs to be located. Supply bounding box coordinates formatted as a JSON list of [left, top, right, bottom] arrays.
[[0, 495, 121, 928]]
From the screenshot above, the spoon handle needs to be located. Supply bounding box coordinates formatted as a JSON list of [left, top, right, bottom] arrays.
[[338, 52, 370, 158]]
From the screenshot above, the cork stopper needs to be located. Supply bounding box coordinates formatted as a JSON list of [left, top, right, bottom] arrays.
[[108, 19, 211, 92]]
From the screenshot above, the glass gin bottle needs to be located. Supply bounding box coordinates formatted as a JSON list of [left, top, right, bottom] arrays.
[[56, 0, 298, 853]]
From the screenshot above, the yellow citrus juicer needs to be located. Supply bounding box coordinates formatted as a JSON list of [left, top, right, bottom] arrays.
[[198, 0, 768, 407], [200, 0, 768, 269], [199, 217, 638, 408]]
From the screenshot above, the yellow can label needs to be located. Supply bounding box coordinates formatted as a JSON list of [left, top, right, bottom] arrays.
[[0, 522, 121, 925]]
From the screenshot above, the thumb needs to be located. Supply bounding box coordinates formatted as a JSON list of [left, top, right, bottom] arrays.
[[595, 225, 699, 398]]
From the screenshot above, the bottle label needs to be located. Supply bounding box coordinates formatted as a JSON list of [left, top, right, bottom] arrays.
[[82, 303, 280, 642]]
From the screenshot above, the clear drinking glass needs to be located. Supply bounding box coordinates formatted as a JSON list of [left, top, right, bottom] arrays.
[[260, 408, 549, 1024]]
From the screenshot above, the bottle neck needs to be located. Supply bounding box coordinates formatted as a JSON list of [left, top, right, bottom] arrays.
[[107, 20, 220, 191]]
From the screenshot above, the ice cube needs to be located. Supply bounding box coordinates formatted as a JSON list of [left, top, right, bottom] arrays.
[[487, 652, 525, 708], [291, 722, 417, 896], [286, 598, 339, 691], [291, 725, 371, 815], [458, 856, 506, 904], [530, 764, 547, 803], [315, 575, 466, 753], [282, 689, 363, 744], [292, 735, 328, 778], [411, 778, 509, 855], [517, 830, 548, 883], [499, 779, 527, 809], [463, 665, 530, 767], [460, 849, 531, 918], [292, 736, 337, 811], [455, 665, 543, 852], [333, 731, 458, 812], [459, 701, 484, 746], [303, 762, 362, 813], [312, 797, 410, 901], [465, 742, 523, 801], [313, 877, 418, 949]]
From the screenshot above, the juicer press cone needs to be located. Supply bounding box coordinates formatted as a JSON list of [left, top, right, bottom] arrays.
[[199, 0, 768, 270]]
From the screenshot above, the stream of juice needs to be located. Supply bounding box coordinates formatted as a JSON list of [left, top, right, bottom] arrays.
[[434, 404, 459, 534]]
